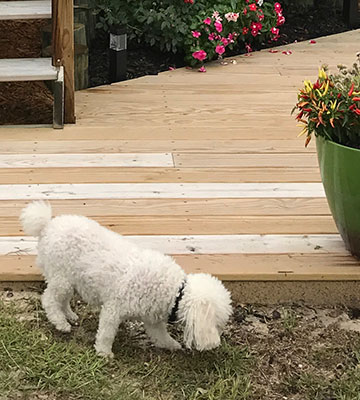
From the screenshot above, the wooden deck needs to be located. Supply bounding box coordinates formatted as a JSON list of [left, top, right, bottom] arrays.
[[1, 30, 360, 292]]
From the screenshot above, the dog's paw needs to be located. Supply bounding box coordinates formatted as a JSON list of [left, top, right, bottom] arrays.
[[55, 322, 71, 333], [66, 312, 79, 323], [156, 340, 182, 351], [94, 345, 114, 359]]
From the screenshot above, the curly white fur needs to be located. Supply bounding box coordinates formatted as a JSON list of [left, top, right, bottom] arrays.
[[20, 201, 232, 357]]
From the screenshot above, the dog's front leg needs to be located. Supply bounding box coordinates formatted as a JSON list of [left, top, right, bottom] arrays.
[[144, 321, 182, 350], [94, 302, 122, 358]]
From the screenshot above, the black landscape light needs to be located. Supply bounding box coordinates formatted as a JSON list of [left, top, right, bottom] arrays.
[[109, 24, 127, 83]]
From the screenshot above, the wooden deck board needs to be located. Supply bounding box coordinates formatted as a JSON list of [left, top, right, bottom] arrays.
[[0, 139, 315, 154], [0, 198, 331, 217], [1, 215, 337, 236], [1, 30, 360, 282], [0, 167, 321, 184], [1, 253, 359, 281]]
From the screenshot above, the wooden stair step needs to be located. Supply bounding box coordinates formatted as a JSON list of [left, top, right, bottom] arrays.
[[0, 58, 58, 82], [0, 0, 51, 20]]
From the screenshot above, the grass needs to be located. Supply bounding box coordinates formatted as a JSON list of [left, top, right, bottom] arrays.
[[0, 300, 252, 400], [4, 298, 360, 400], [281, 308, 298, 333]]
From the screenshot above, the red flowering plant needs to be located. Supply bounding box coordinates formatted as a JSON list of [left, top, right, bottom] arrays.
[[185, 0, 284, 71], [293, 55, 360, 149]]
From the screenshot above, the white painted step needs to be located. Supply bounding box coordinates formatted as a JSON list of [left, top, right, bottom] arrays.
[[0, 234, 346, 256], [0, 58, 58, 82], [0, 0, 51, 20], [0, 183, 326, 200]]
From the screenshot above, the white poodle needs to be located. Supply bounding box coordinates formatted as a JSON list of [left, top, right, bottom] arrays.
[[20, 201, 232, 357]]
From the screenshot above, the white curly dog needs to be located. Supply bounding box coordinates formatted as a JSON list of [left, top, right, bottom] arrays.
[[20, 201, 232, 357]]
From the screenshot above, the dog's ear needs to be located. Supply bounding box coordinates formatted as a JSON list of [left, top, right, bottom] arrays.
[[183, 300, 220, 351]]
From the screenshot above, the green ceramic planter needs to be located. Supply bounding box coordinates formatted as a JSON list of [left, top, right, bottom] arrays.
[[316, 135, 360, 257]]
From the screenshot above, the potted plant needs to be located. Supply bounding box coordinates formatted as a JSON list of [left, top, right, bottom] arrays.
[[293, 55, 360, 257]]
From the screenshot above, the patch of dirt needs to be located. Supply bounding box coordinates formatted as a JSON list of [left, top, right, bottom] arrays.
[[3, 283, 360, 399], [0, 19, 53, 125], [226, 304, 360, 399]]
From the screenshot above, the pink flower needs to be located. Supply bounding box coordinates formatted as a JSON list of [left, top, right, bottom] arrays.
[[249, 3, 257, 11], [243, 7, 248, 15], [258, 12, 264, 21], [192, 50, 207, 61], [251, 29, 258, 37], [225, 12, 239, 22], [271, 27, 280, 36], [215, 45, 225, 55], [245, 43, 252, 53], [208, 33, 215, 41], [228, 33, 235, 41], [203, 17, 211, 25], [242, 27, 249, 35], [277, 14, 285, 26], [274, 2, 282, 13], [221, 37, 229, 46], [198, 66, 206, 72], [212, 11, 222, 21], [192, 31, 201, 38], [214, 20, 223, 32]]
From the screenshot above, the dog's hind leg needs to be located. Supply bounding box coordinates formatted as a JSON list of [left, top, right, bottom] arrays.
[[41, 279, 73, 333], [94, 301, 123, 358], [61, 289, 79, 323], [144, 322, 182, 350]]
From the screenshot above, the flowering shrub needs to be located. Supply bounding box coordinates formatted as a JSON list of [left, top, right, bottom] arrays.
[[185, 1, 285, 70], [95, 0, 284, 64], [293, 55, 360, 149], [95, 0, 220, 53]]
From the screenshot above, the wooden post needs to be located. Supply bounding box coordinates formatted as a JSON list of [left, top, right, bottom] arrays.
[[52, 0, 75, 123]]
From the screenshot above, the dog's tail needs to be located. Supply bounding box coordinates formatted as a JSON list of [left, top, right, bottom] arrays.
[[20, 201, 52, 237]]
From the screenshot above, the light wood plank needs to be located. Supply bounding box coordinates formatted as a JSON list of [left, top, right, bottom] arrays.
[[2, 253, 360, 282], [0, 0, 51, 20], [0, 198, 331, 217], [0, 139, 315, 154], [2, 215, 337, 236], [0, 125, 299, 140], [0, 58, 58, 82], [0, 234, 346, 256], [1, 253, 359, 282], [0, 183, 325, 200], [0, 153, 173, 168], [0, 167, 321, 184], [174, 153, 318, 168], [175, 253, 360, 281]]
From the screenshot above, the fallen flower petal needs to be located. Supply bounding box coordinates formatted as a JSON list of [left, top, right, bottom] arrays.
[[282, 50, 292, 55], [168, 66, 175, 71], [309, 40, 317, 44], [198, 66, 206, 72], [269, 49, 278, 53]]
